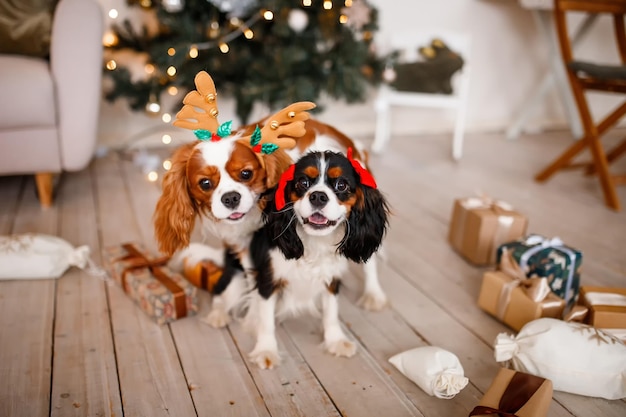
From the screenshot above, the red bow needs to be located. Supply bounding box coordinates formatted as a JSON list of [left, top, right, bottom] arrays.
[[211, 133, 221, 142], [275, 164, 295, 210], [347, 147, 377, 189]]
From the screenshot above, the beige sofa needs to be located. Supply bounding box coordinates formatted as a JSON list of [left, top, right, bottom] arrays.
[[0, 0, 103, 207]]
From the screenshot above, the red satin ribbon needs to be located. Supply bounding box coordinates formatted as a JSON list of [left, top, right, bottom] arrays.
[[347, 147, 377, 189], [117, 243, 187, 319], [275, 164, 295, 211], [469, 372, 546, 417]]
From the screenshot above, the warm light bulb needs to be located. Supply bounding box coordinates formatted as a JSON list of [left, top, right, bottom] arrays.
[[230, 17, 241, 26], [168, 86, 178, 96], [145, 63, 155, 74], [324, 1, 332, 10], [167, 47, 176, 56], [263, 10, 274, 20], [162, 134, 172, 145], [167, 66, 177, 76], [146, 101, 160, 114], [108, 9, 118, 19], [106, 60, 117, 70], [303, 0, 312, 6], [339, 14, 348, 24], [189, 46, 198, 58], [219, 43, 229, 53], [244, 29, 254, 39], [147, 171, 158, 182], [163, 160, 172, 170], [162, 113, 172, 123], [345, 0, 353, 6], [102, 31, 118, 47]]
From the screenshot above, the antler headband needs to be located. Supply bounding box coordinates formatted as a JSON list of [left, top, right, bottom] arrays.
[[173, 71, 316, 168]]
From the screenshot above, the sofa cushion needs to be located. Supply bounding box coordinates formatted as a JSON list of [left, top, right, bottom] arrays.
[[0, 0, 56, 57], [0, 54, 56, 129]]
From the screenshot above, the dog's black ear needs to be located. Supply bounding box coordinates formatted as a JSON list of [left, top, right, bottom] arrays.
[[266, 184, 304, 259], [339, 186, 389, 263]]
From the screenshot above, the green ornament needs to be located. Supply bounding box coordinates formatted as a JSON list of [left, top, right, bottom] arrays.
[[194, 129, 212, 140], [217, 121, 232, 137], [261, 143, 279, 154], [250, 125, 262, 146]]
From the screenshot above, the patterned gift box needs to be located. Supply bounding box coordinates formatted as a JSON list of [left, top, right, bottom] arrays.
[[182, 258, 223, 292], [104, 243, 198, 325], [448, 197, 528, 266], [469, 368, 552, 417], [496, 235, 582, 310]]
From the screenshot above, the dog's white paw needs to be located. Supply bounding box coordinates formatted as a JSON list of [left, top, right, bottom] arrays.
[[357, 291, 389, 311], [201, 309, 230, 328], [325, 338, 357, 358], [249, 349, 281, 369]]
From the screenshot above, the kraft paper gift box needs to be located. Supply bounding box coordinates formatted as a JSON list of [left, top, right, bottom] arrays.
[[469, 368, 552, 417], [448, 197, 528, 266], [574, 286, 626, 329], [496, 235, 582, 310], [477, 270, 565, 331], [182, 258, 223, 292], [104, 243, 198, 325]]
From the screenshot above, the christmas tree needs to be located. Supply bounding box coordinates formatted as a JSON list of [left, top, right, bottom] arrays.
[[104, 0, 385, 124]]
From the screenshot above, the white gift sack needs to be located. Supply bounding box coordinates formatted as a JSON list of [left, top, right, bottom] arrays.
[[494, 318, 626, 400], [388, 346, 469, 399], [0, 234, 104, 280]]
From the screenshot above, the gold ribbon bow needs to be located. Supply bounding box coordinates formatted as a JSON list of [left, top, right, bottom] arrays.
[[116, 243, 187, 319], [496, 248, 557, 320]]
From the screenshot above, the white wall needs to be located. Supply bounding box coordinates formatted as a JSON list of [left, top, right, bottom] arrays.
[[97, 0, 619, 149]]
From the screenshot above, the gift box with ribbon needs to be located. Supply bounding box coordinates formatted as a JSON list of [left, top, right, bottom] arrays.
[[496, 235, 582, 310], [182, 257, 223, 292], [469, 368, 552, 417], [567, 286, 626, 332], [448, 197, 528, 266], [477, 266, 565, 331], [104, 243, 198, 325]]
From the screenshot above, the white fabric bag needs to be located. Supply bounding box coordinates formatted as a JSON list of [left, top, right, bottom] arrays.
[[388, 346, 469, 399], [494, 318, 626, 400], [0, 234, 104, 280]]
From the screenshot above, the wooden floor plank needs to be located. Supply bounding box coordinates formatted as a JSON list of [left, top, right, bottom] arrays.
[[0, 175, 23, 234], [50, 167, 123, 416], [0, 177, 58, 417], [93, 154, 196, 416]]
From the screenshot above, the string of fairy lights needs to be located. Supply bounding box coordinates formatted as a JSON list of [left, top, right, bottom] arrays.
[[101, 0, 364, 182]]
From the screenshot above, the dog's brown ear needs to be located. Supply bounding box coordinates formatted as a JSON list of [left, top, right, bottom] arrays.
[[262, 149, 294, 189], [153, 142, 198, 255]]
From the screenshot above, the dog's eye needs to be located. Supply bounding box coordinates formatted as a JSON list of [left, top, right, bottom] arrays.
[[198, 178, 212, 191], [296, 177, 310, 191], [240, 169, 252, 181], [335, 178, 349, 193]]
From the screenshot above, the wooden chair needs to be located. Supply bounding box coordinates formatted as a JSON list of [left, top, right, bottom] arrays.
[[535, 0, 626, 211]]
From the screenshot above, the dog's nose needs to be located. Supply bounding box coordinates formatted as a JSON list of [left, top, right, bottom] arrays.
[[309, 191, 328, 208], [221, 191, 241, 209]]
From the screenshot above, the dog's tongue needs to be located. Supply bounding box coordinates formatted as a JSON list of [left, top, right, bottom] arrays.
[[308, 213, 328, 225], [228, 212, 244, 220]]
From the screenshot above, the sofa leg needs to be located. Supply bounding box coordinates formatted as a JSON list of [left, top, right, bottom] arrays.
[[35, 172, 54, 208]]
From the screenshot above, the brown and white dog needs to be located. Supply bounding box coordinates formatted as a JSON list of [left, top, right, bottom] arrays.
[[153, 72, 388, 328], [245, 149, 389, 369]]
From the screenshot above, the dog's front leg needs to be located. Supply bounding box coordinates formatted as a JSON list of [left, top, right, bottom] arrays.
[[322, 282, 356, 358], [357, 255, 389, 311], [248, 293, 281, 369]]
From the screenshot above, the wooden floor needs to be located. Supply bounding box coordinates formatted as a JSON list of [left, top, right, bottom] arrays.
[[1, 129, 625, 417]]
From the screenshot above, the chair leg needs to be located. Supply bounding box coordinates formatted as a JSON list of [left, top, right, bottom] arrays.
[[35, 172, 54, 208], [535, 136, 588, 181], [587, 136, 621, 211], [372, 101, 391, 154]]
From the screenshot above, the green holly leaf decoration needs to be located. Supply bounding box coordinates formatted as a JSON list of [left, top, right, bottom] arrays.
[[217, 121, 232, 138], [250, 125, 262, 146], [194, 129, 212, 140], [261, 143, 279, 154]]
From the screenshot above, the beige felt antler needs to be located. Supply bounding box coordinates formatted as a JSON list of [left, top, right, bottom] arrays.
[[173, 71, 220, 132], [257, 101, 316, 150]]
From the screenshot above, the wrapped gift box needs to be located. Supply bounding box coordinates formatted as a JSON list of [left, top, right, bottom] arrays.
[[448, 197, 528, 266], [104, 243, 198, 325], [477, 270, 565, 331], [469, 368, 552, 417], [496, 235, 582, 309], [182, 258, 223, 292], [578, 286, 626, 329]]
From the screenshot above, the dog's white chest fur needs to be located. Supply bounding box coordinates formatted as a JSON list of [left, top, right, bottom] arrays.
[[269, 227, 348, 318]]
